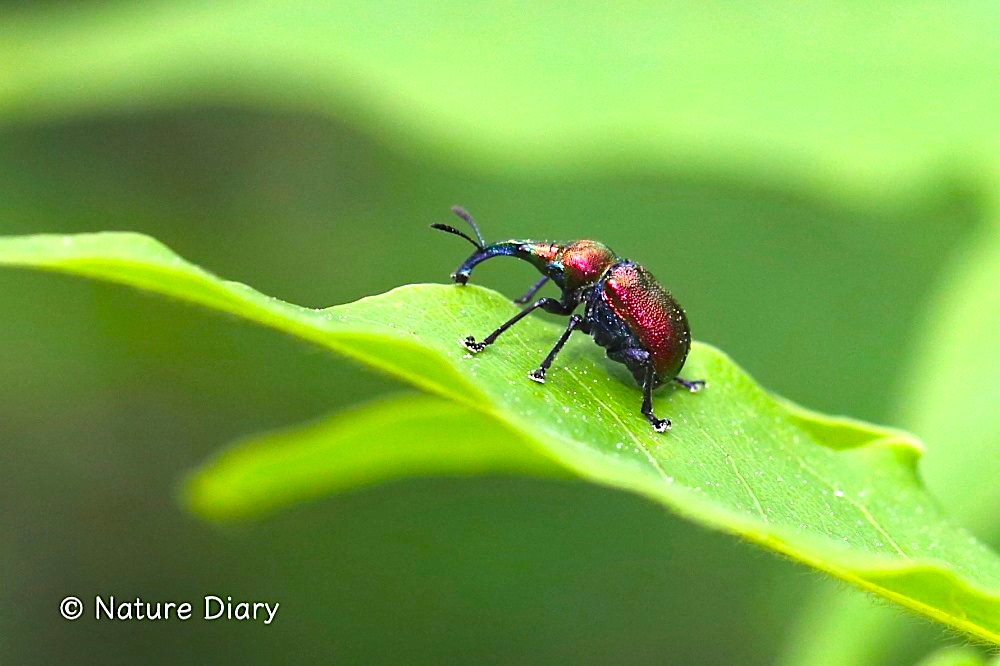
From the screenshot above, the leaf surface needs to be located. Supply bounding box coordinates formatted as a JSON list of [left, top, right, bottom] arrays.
[[3, 231, 1000, 642]]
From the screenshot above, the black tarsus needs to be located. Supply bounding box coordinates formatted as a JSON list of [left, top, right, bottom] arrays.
[[514, 275, 550, 305], [463, 297, 572, 353]]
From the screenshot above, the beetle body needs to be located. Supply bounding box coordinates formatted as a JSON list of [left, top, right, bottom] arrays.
[[589, 261, 691, 385], [432, 208, 703, 432]]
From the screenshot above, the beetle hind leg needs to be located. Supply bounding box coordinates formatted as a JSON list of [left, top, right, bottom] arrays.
[[642, 362, 672, 433], [673, 377, 706, 393], [616, 348, 671, 432]]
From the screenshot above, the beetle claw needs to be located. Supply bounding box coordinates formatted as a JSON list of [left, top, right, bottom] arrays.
[[528, 368, 546, 383], [461, 336, 487, 353], [650, 417, 672, 433]]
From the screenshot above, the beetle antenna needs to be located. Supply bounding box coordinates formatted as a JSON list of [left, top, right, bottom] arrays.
[[430, 223, 483, 250], [450, 206, 486, 248], [430, 206, 486, 250]]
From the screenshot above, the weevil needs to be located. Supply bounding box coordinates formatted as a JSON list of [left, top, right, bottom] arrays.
[[432, 207, 704, 432]]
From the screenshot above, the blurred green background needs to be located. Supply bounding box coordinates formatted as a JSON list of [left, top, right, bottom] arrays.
[[0, 3, 997, 664]]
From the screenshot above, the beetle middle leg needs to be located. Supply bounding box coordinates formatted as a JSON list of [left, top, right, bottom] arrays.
[[527, 314, 590, 383], [463, 297, 573, 353]]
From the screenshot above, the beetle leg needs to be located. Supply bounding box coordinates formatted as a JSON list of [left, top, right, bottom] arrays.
[[528, 314, 589, 383], [462, 297, 572, 353], [635, 352, 671, 432], [513, 275, 550, 305], [673, 377, 706, 393]]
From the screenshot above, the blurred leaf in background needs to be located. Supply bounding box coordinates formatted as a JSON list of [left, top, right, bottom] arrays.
[[0, 1, 997, 664], [2, 2, 999, 202]]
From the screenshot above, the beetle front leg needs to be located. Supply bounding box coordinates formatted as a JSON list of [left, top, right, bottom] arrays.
[[513, 275, 550, 305], [673, 377, 706, 393], [528, 314, 589, 383], [462, 297, 572, 353]]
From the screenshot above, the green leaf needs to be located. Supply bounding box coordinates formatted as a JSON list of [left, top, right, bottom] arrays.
[[4, 231, 1000, 643], [186, 392, 568, 520], [1, 2, 998, 203], [780, 215, 1000, 664]]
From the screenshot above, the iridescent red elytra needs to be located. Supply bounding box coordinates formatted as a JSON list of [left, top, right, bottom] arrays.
[[432, 207, 704, 432]]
